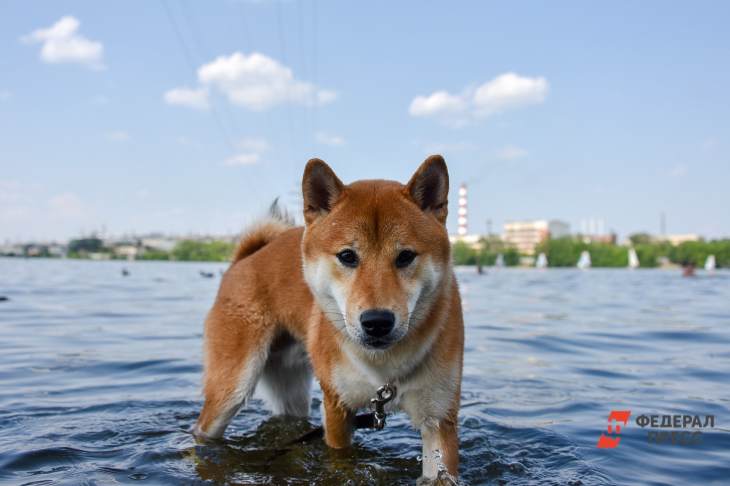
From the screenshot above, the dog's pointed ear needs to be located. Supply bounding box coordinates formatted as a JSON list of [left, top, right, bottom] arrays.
[[405, 154, 449, 224], [302, 158, 344, 225]]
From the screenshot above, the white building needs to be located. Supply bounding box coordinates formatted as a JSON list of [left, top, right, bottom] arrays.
[[113, 245, 139, 259], [448, 234, 482, 249], [662, 233, 701, 245], [503, 220, 570, 255], [141, 237, 178, 252]]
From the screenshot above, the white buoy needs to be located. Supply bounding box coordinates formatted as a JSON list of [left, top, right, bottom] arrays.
[[705, 254, 716, 271], [577, 250, 591, 269], [495, 253, 505, 268], [536, 252, 548, 269], [628, 248, 640, 269]]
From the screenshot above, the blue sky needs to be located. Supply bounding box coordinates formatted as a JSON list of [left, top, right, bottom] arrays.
[[1, 1, 729, 241]]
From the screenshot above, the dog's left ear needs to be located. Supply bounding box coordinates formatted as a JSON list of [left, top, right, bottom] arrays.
[[302, 158, 345, 225], [405, 154, 449, 224]]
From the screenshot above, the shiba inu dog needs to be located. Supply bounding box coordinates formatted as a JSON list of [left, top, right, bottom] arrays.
[[193, 155, 464, 480]]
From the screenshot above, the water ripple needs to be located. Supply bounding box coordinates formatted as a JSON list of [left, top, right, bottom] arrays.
[[0, 259, 728, 484]]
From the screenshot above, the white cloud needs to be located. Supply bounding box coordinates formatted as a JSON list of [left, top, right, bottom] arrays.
[[223, 153, 260, 166], [135, 188, 151, 200], [409, 72, 548, 126], [473, 73, 548, 116], [0, 205, 30, 222], [236, 136, 269, 152], [316, 90, 338, 105], [176, 135, 197, 146], [90, 94, 109, 105], [0, 90, 11, 101], [315, 131, 346, 147], [496, 145, 528, 160], [164, 87, 210, 110], [21, 16, 104, 69], [701, 137, 718, 152], [0, 182, 97, 240], [0, 181, 34, 224], [0, 180, 31, 205], [166, 51, 336, 111], [48, 192, 85, 218], [669, 164, 687, 177], [106, 130, 130, 142], [409, 91, 467, 118], [222, 136, 269, 167]]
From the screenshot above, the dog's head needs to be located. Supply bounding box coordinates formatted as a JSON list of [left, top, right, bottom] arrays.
[[301, 155, 451, 351]]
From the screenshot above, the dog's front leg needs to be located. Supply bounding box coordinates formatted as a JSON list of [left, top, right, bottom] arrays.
[[321, 387, 355, 449], [420, 415, 459, 480]]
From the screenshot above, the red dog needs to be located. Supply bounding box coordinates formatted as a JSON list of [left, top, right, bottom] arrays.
[[194, 155, 464, 480]]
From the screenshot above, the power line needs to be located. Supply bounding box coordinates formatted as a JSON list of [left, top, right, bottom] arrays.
[[311, 0, 319, 137], [236, 1, 276, 163], [179, 0, 244, 143], [161, 0, 237, 152], [296, 0, 314, 153], [275, 1, 296, 175]]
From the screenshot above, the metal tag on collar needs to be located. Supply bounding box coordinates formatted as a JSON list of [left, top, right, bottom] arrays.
[[370, 383, 397, 430]]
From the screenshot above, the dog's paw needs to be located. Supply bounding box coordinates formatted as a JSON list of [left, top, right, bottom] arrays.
[[190, 423, 214, 443], [416, 471, 459, 486]]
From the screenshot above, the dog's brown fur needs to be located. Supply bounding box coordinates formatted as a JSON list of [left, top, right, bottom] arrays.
[[194, 156, 464, 479]]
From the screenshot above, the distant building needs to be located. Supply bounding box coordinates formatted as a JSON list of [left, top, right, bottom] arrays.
[[580, 233, 617, 245], [113, 244, 139, 259], [449, 234, 482, 250], [503, 220, 570, 255], [141, 237, 177, 253], [0, 244, 24, 256], [47, 244, 66, 257], [662, 233, 701, 245], [24, 244, 45, 257]]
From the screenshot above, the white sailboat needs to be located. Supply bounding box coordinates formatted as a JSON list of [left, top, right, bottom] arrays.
[[495, 253, 505, 268], [705, 254, 716, 271], [536, 252, 548, 269], [628, 248, 640, 269], [577, 250, 591, 269]]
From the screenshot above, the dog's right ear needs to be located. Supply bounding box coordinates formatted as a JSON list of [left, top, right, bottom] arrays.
[[302, 158, 344, 225], [405, 154, 449, 224]]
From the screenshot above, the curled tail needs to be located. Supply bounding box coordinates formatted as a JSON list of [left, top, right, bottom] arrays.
[[232, 199, 294, 263]]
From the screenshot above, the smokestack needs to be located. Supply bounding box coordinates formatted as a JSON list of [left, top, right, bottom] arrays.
[[458, 183, 468, 236]]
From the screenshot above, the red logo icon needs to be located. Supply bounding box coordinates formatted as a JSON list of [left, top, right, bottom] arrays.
[[597, 410, 631, 448]]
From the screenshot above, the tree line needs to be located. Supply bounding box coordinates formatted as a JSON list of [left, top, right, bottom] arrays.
[[39, 235, 730, 267], [66, 238, 235, 262], [452, 236, 729, 268]]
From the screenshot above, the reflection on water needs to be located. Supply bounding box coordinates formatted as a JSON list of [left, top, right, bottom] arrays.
[[1, 258, 729, 485]]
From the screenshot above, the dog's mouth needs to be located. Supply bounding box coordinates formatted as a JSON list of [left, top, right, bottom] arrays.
[[346, 321, 404, 351], [361, 337, 395, 350]]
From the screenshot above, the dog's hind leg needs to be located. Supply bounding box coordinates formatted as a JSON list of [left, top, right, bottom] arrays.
[[194, 308, 274, 440], [257, 331, 312, 417]]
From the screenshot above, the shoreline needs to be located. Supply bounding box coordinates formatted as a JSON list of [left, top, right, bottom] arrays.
[[2, 256, 721, 271]]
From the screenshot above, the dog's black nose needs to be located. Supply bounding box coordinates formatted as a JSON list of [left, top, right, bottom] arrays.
[[360, 309, 395, 338]]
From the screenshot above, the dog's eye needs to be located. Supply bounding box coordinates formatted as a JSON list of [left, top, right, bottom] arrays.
[[336, 249, 359, 268], [395, 250, 417, 268]]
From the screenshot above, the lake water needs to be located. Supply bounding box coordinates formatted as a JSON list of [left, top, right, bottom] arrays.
[[1, 258, 729, 485]]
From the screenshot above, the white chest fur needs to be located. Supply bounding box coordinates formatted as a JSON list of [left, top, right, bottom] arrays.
[[330, 339, 459, 429]]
